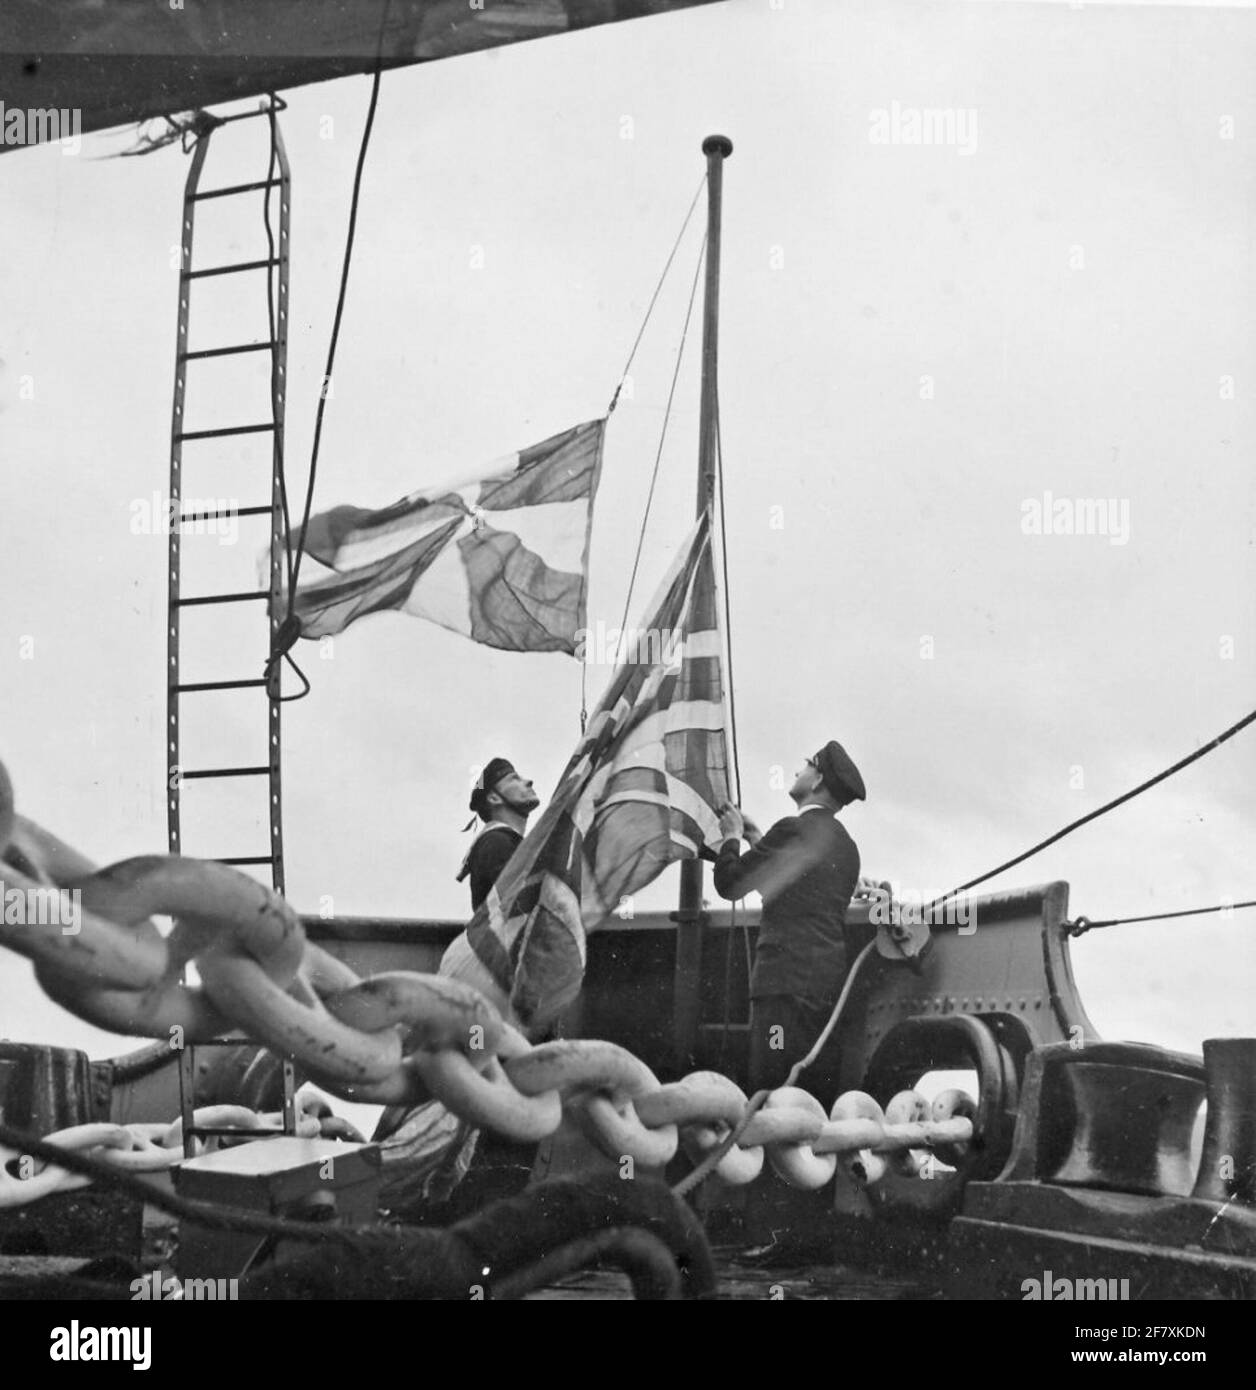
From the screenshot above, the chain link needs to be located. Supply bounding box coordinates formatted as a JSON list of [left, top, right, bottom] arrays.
[[0, 760, 974, 1203], [0, 1089, 362, 1210]]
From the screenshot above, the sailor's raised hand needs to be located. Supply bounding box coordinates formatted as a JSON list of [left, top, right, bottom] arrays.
[[741, 811, 763, 846], [718, 802, 745, 841]]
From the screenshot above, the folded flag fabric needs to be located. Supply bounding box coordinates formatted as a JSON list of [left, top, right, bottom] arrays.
[[440, 510, 731, 1033], [283, 419, 605, 653]]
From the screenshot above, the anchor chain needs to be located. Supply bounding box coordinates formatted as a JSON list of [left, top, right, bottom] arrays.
[[0, 759, 974, 1208]]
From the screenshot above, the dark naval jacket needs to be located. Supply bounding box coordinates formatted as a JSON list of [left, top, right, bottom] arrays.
[[713, 805, 860, 1003], [457, 823, 523, 911]]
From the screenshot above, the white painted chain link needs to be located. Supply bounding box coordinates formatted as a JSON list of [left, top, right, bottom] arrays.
[[0, 1089, 361, 1210], [0, 759, 974, 1206]]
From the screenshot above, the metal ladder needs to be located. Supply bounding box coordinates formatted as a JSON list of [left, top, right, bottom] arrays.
[[165, 102, 296, 1144]]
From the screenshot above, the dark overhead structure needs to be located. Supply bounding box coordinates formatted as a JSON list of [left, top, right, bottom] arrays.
[[0, 0, 723, 153]]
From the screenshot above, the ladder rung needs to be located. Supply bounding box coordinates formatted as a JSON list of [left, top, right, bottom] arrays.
[[174, 590, 268, 607], [181, 342, 278, 362], [217, 856, 276, 866], [174, 678, 269, 693], [191, 177, 284, 202], [179, 506, 269, 524], [213, 103, 287, 129], [181, 766, 270, 780], [183, 257, 280, 281], [176, 423, 275, 442]]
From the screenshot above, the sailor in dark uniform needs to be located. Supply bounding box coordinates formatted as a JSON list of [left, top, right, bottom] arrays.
[[457, 756, 539, 911], [715, 739, 865, 1096], [427, 756, 542, 1218]]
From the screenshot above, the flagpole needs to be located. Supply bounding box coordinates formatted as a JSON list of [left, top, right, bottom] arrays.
[[674, 133, 732, 1071]]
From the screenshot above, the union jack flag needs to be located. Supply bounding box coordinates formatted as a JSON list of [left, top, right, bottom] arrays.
[[440, 511, 731, 1033]]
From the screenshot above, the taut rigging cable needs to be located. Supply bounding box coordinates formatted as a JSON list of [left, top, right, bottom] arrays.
[[611, 234, 708, 676], [926, 704, 1256, 918], [579, 175, 706, 731], [266, 0, 393, 698], [606, 175, 705, 418], [1069, 898, 1256, 935]]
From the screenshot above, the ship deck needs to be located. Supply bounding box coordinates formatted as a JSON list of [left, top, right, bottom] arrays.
[[526, 1249, 933, 1300], [1, 1252, 934, 1301]]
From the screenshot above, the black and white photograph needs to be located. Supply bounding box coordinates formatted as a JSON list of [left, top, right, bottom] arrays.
[[0, 0, 1253, 1336]]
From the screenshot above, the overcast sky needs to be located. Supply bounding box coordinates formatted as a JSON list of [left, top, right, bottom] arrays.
[[2, 0, 1254, 1072]]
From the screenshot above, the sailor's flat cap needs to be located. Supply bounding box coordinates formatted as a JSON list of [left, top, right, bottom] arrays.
[[469, 756, 516, 815], [814, 740, 865, 804]]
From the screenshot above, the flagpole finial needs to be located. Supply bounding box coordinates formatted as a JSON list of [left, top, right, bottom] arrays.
[[702, 134, 733, 159]]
